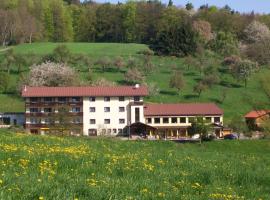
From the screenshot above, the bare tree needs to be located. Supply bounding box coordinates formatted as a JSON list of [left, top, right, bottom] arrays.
[[169, 71, 185, 95], [124, 68, 144, 84]]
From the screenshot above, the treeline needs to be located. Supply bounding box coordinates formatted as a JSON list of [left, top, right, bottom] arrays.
[[1, 0, 270, 45]]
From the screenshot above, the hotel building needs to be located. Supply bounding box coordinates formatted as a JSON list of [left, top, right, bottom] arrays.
[[22, 85, 224, 137]]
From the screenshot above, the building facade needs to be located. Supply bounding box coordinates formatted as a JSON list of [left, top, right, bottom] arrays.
[[22, 85, 224, 138], [22, 85, 147, 135], [0, 112, 25, 128]]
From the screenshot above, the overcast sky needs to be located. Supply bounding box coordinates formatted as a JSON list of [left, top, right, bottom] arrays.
[[92, 0, 270, 14]]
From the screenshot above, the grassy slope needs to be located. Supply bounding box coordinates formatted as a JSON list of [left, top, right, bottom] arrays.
[[0, 129, 269, 199], [1, 43, 270, 122]]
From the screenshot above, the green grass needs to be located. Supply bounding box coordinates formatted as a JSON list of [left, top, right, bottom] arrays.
[[0, 129, 269, 199], [13, 42, 148, 56], [1, 42, 270, 123]]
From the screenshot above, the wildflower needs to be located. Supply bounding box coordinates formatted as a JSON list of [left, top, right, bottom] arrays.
[[141, 188, 148, 193], [39, 197, 44, 200], [158, 192, 165, 197]]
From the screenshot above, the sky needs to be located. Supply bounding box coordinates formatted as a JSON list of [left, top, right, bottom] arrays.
[[92, 0, 270, 14]]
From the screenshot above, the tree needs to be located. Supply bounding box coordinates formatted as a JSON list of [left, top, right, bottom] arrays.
[[169, 71, 185, 95], [114, 56, 125, 71], [168, 0, 173, 7], [0, 72, 11, 93], [229, 116, 249, 138], [183, 55, 195, 70], [26, 62, 79, 86], [201, 74, 220, 88], [231, 59, 258, 88], [3, 49, 15, 74], [122, 1, 136, 42], [243, 20, 270, 43], [150, 21, 198, 57], [145, 82, 160, 96], [192, 20, 213, 43], [53, 44, 72, 63], [142, 54, 154, 74], [193, 82, 207, 97], [188, 117, 210, 143], [14, 54, 27, 74], [185, 2, 193, 10], [96, 57, 111, 72], [208, 31, 238, 56], [124, 68, 144, 84]]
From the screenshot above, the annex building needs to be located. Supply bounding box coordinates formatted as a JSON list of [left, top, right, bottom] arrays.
[[21, 85, 224, 138]]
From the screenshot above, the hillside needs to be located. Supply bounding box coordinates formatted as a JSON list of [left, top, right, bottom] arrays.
[[0, 43, 270, 123], [0, 129, 269, 199]]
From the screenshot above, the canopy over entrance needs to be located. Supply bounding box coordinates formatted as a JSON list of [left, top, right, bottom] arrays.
[[129, 122, 157, 136]]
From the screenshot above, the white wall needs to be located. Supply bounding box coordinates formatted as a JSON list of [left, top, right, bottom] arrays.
[[83, 96, 135, 136]]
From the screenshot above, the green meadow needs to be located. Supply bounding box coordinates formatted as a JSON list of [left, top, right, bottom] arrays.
[[0, 129, 269, 199], [1, 43, 270, 123]]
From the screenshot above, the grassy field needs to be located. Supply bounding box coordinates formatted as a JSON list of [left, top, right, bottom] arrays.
[[0, 43, 270, 123], [0, 129, 269, 199]]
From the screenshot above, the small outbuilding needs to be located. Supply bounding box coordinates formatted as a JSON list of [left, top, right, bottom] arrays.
[[0, 112, 25, 128]]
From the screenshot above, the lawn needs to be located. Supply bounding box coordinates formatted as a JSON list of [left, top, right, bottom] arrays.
[[0, 129, 269, 199], [0, 42, 270, 123]]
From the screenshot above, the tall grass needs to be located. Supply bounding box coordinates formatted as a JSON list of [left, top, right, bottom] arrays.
[[0, 129, 269, 199]]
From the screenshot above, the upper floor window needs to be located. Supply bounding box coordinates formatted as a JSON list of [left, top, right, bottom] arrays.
[[104, 107, 110, 112], [44, 97, 52, 102], [180, 117, 186, 123], [104, 97, 110, 102], [205, 117, 212, 123], [44, 118, 51, 124], [188, 117, 195, 123], [89, 107, 96, 112], [58, 97, 67, 103], [30, 108, 39, 113], [71, 97, 80, 102], [89, 97, 95, 102], [104, 119, 110, 124], [119, 107, 125, 112], [44, 108, 52, 113], [73, 118, 81, 124], [171, 117, 177, 123], [119, 119, 125, 124], [72, 107, 80, 113], [163, 118, 169, 123], [154, 118, 160, 124], [214, 117, 220, 123], [119, 96, 125, 101], [146, 118, 152, 124], [30, 97, 38, 103], [134, 96, 140, 102], [90, 119, 96, 124], [30, 118, 39, 124]]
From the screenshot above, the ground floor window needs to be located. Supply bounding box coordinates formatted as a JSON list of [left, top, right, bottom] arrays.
[[30, 129, 38, 134], [88, 129, 97, 136]]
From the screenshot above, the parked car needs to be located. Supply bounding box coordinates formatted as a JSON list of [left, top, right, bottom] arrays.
[[224, 133, 238, 140]]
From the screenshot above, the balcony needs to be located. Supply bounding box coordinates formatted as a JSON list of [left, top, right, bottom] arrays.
[[26, 101, 83, 107], [25, 123, 83, 129], [25, 112, 83, 117]]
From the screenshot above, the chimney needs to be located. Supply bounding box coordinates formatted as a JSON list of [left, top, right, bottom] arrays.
[[24, 85, 27, 92], [134, 84, 140, 89]]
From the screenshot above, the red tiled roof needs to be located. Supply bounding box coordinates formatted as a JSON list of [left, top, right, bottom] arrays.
[[21, 86, 148, 97], [244, 110, 270, 118], [144, 103, 223, 116]]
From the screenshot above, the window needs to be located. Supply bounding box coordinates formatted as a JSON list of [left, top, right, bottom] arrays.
[[171, 117, 177, 123], [119, 107, 125, 112], [71, 97, 80, 102], [73, 118, 81, 124], [44, 108, 52, 113], [146, 118, 152, 124], [119, 119, 125, 124], [44, 118, 51, 124], [44, 97, 52, 102], [205, 117, 212, 123], [104, 107, 110, 112], [30, 108, 39, 113], [119, 96, 125, 101], [104, 119, 110, 124], [214, 117, 220, 123], [101, 129, 106, 134], [72, 107, 80, 112], [134, 96, 140, 102], [30, 118, 39, 124], [118, 129, 123, 134], [113, 129, 117, 134], [188, 117, 195, 123], [88, 129, 97, 136], [154, 118, 160, 124], [30, 97, 38, 103], [180, 117, 186, 123], [89, 107, 96, 112], [104, 97, 110, 102], [90, 119, 96, 124], [107, 129, 112, 134], [89, 97, 95, 102], [135, 107, 140, 122], [58, 97, 66, 103], [163, 118, 169, 123]]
